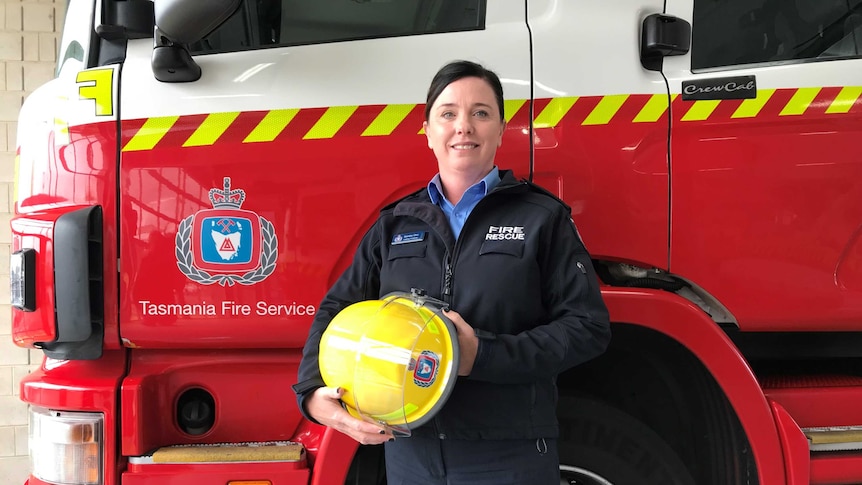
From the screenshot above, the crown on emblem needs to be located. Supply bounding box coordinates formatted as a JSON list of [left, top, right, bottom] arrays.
[[209, 177, 246, 209]]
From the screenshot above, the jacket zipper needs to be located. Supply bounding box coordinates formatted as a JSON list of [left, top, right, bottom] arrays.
[[428, 180, 524, 439], [443, 260, 453, 297], [439, 183, 522, 304]]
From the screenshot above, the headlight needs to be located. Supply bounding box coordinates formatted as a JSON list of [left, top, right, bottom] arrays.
[[29, 407, 102, 485], [10, 249, 36, 311]]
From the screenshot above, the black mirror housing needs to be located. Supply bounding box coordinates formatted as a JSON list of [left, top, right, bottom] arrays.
[[152, 29, 202, 83], [155, 0, 242, 44], [641, 14, 692, 71], [151, 0, 240, 82]]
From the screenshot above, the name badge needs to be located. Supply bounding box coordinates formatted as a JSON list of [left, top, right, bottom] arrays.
[[392, 231, 426, 245]]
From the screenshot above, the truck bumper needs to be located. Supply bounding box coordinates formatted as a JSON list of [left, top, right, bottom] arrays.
[[122, 461, 309, 484]]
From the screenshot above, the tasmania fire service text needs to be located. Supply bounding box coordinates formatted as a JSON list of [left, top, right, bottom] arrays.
[[138, 300, 317, 316]]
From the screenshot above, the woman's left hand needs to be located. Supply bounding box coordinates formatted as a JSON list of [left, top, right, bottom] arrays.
[[444, 308, 478, 376]]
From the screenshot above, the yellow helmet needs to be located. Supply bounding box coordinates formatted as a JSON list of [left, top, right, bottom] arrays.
[[318, 290, 459, 432]]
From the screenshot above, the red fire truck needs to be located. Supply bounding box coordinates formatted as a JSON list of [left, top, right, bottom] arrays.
[[10, 0, 862, 484]]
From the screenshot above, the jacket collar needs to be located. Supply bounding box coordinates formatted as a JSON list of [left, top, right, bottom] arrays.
[[398, 169, 524, 206], [386, 170, 525, 245]]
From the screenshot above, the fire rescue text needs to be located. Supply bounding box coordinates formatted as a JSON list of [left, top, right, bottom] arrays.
[[485, 226, 525, 240]]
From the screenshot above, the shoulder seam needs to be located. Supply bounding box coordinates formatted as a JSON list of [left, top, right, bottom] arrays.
[[524, 181, 572, 213], [381, 186, 427, 212]]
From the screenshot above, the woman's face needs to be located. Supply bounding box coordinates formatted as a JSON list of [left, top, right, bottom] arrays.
[[423, 76, 505, 179]]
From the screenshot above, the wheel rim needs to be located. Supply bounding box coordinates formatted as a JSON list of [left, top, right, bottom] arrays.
[[559, 465, 614, 485]]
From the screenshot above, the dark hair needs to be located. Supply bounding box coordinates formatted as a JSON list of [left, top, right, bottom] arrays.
[[425, 60, 505, 121]]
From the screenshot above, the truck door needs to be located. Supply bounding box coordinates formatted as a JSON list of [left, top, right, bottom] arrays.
[[528, 0, 672, 270], [117, 0, 532, 348], [116, 1, 534, 460], [662, 0, 862, 331]]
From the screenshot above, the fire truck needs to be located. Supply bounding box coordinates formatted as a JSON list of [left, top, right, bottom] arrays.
[[9, 0, 862, 483]]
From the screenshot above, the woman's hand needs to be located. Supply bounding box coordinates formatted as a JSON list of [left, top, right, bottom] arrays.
[[305, 386, 393, 444], [444, 309, 478, 376]]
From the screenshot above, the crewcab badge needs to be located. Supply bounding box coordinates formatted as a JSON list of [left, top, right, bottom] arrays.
[[682, 75, 756, 101], [392, 231, 426, 245]]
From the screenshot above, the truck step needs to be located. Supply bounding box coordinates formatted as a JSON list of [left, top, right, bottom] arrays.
[[804, 426, 862, 452], [765, 376, 862, 484], [129, 441, 304, 464]]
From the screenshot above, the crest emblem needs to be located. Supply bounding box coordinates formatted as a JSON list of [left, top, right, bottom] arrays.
[[176, 177, 278, 286], [412, 350, 439, 388]]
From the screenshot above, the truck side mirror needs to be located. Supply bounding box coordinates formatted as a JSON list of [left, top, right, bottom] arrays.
[[152, 27, 201, 83], [151, 0, 242, 82], [640, 14, 692, 71]]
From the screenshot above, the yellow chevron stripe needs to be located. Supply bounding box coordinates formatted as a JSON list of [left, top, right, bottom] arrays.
[[681, 100, 720, 121], [633, 94, 675, 123], [304, 106, 358, 139], [183, 112, 241, 147], [583, 94, 628, 125], [534, 97, 577, 128], [362, 104, 415, 136], [732, 89, 775, 118], [123, 116, 180, 151], [117, 87, 862, 151], [504, 99, 527, 122], [245, 109, 300, 143], [825, 86, 862, 114], [780, 87, 821, 116]]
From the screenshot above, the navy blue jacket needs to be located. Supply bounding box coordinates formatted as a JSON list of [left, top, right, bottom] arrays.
[[293, 170, 611, 439]]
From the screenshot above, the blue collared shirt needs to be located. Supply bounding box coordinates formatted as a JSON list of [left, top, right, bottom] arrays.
[[427, 167, 500, 240]]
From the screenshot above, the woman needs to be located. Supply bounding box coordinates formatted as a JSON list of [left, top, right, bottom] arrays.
[[293, 60, 611, 484]]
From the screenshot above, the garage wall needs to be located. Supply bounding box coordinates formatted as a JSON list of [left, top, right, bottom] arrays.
[[0, 1, 64, 483]]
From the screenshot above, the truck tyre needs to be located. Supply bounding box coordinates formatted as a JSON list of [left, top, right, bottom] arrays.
[[557, 396, 696, 485]]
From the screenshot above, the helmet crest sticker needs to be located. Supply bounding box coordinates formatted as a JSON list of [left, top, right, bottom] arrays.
[[413, 350, 440, 387], [176, 177, 277, 286]]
